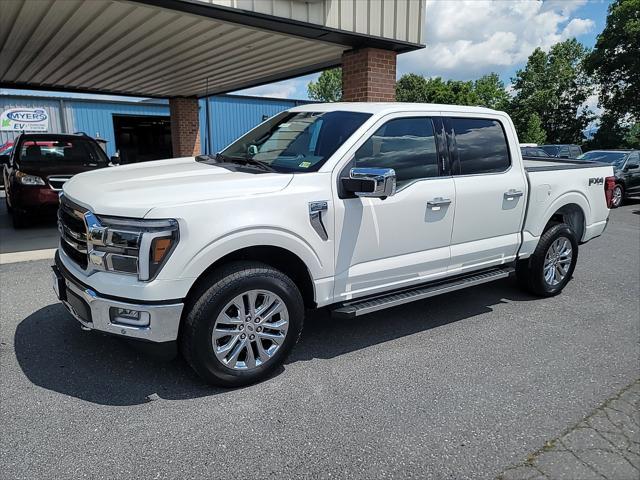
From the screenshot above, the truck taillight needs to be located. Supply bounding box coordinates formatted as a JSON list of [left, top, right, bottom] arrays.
[[604, 176, 616, 208]]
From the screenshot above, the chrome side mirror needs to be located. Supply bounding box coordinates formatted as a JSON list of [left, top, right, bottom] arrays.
[[348, 167, 397, 199]]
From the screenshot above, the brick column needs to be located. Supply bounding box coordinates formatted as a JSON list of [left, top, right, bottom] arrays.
[[342, 48, 397, 102], [169, 97, 201, 157]]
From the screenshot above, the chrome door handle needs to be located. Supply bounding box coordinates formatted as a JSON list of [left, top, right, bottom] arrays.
[[427, 197, 452, 208], [504, 189, 524, 199]]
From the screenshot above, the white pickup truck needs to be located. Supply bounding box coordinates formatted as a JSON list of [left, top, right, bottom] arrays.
[[53, 103, 615, 386]]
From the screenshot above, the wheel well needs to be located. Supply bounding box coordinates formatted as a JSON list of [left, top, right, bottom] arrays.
[[544, 203, 585, 241], [186, 246, 316, 309]]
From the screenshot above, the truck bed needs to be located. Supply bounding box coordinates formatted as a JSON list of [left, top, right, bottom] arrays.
[[523, 156, 605, 172]]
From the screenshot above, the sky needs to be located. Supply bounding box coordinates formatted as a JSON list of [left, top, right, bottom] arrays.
[[2, 0, 612, 104], [234, 0, 612, 100]]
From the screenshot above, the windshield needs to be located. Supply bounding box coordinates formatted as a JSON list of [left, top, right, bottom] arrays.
[[577, 151, 627, 166], [220, 111, 372, 173], [17, 136, 109, 166]]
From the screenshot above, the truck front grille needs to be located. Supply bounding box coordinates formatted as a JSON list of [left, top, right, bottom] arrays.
[[58, 197, 88, 269]]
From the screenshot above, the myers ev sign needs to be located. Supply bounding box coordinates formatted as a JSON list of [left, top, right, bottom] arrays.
[[1, 108, 49, 131]]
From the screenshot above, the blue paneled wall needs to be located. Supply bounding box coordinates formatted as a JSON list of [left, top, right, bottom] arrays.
[[200, 95, 312, 154]]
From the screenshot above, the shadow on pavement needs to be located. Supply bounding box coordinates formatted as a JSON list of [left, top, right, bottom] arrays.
[[14, 279, 536, 406]]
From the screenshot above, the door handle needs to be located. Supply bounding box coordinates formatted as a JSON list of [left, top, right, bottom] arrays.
[[427, 197, 452, 208], [504, 189, 524, 200]]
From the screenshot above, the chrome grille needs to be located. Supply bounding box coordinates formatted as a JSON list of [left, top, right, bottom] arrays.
[[58, 196, 88, 269]]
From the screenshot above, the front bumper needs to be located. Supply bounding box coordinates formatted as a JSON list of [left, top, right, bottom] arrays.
[[52, 252, 183, 343]]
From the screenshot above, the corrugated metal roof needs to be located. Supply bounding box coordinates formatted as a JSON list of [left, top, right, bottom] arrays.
[[0, 0, 422, 98]]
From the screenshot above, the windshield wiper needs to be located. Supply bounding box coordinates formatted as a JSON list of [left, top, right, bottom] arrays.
[[218, 152, 277, 172]]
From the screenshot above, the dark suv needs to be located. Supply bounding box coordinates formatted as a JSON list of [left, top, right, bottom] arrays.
[[577, 150, 640, 208], [1, 133, 110, 227], [540, 144, 583, 158]]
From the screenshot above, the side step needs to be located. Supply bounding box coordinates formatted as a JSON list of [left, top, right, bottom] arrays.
[[331, 266, 515, 319]]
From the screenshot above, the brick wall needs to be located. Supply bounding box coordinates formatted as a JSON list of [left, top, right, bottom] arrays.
[[169, 97, 201, 157], [342, 48, 397, 102]]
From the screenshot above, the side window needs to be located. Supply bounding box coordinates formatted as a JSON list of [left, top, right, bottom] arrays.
[[451, 118, 510, 175], [628, 152, 639, 167], [570, 146, 581, 158], [353, 117, 439, 188]]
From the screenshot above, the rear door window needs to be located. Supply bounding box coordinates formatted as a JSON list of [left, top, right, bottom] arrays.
[[451, 118, 510, 175], [353, 117, 439, 188]]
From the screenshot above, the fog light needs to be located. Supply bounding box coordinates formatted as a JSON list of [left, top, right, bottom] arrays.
[[109, 307, 150, 327]]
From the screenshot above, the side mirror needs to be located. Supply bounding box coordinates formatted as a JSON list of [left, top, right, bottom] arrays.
[[625, 162, 639, 171], [0, 154, 9, 166], [343, 167, 396, 199], [110, 154, 120, 165]]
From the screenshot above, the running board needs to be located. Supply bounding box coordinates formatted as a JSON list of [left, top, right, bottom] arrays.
[[331, 266, 515, 319]]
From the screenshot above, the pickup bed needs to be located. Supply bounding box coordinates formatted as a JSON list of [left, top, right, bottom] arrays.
[[52, 103, 615, 386]]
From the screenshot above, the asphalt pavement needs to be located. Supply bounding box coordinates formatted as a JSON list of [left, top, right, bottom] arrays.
[[1, 202, 639, 479]]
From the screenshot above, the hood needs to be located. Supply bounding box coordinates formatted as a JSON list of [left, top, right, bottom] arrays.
[[62, 157, 293, 217]]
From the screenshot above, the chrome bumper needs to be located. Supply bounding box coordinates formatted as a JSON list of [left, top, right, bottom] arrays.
[[52, 257, 183, 343]]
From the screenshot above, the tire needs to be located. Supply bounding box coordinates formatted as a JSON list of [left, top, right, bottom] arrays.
[[180, 261, 304, 387], [516, 223, 578, 297], [611, 184, 624, 208]]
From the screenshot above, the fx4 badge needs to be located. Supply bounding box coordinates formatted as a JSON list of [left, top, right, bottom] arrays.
[[589, 177, 604, 186]]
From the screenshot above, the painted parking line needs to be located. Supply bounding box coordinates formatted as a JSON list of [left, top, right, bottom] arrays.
[[0, 248, 56, 265]]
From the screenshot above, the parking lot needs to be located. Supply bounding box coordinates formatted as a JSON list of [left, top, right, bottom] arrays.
[[1, 202, 638, 479]]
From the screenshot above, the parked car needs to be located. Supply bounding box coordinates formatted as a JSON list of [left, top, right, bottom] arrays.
[[520, 145, 551, 157], [52, 103, 614, 387], [2, 133, 110, 228], [577, 150, 640, 207], [0, 141, 13, 188], [540, 144, 583, 158]]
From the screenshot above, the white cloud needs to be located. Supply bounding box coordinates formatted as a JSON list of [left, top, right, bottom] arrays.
[[232, 73, 319, 99], [398, 0, 595, 80]]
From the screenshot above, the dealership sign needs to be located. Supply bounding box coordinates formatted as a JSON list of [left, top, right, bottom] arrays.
[[1, 108, 49, 131]]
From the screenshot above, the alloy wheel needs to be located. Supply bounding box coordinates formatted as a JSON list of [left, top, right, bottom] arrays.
[[212, 289, 289, 370], [543, 236, 573, 286]]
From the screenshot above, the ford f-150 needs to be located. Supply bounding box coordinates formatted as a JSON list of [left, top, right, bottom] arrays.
[[52, 103, 615, 386]]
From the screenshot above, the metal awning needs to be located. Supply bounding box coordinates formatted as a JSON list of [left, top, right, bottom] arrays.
[[0, 0, 422, 98]]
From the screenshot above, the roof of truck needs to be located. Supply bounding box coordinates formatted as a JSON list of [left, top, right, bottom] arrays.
[[289, 102, 501, 115]]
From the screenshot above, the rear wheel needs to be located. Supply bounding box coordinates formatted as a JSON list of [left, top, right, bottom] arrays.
[[516, 223, 578, 297], [180, 261, 304, 387], [611, 184, 624, 208]]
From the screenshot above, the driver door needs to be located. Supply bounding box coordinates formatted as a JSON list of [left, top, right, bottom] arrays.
[[333, 114, 455, 302]]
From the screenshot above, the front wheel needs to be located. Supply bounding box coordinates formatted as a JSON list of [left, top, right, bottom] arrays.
[[516, 223, 578, 297], [180, 261, 304, 387]]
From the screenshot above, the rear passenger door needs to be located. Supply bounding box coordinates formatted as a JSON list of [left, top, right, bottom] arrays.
[[446, 116, 527, 273]]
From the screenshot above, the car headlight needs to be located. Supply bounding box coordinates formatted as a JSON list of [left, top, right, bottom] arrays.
[[16, 171, 45, 185], [84, 212, 179, 281]]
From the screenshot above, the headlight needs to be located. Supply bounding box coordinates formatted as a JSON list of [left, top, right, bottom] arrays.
[[84, 212, 179, 281], [16, 171, 45, 185]]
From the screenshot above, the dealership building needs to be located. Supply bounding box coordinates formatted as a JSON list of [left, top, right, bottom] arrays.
[[0, 93, 312, 163], [0, 0, 425, 158]]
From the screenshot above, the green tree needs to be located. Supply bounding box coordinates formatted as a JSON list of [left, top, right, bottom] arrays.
[[511, 39, 593, 144], [585, 0, 640, 147], [307, 68, 342, 102], [474, 73, 511, 110], [396, 74, 480, 105], [519, 113, 547, 144]]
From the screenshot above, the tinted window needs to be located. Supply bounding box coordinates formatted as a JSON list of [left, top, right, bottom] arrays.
[[577, 151, 627, 167], [570, 146, 582, 158], [541, 145, 559, 156], [222, 111, 371, 173], [354, 117, 439, 187], [627, 152, 639, 166], [452, 118, 510, 175]]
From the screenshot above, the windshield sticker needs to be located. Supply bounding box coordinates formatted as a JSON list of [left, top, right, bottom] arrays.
[[298, 161, 312, 168]]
